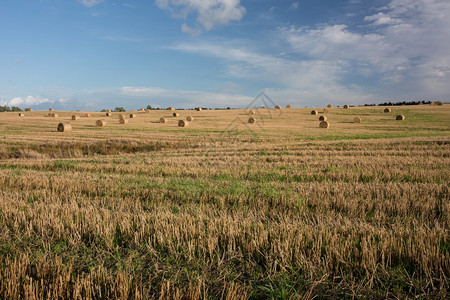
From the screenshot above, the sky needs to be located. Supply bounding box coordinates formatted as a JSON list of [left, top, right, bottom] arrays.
[[1, 0, 449, 110]]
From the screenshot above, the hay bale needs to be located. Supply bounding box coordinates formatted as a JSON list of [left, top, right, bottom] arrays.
[[160, 117, 167, 123], [274, 105, 281, 109], [319, 115, 327, 121], [173, 112, 179, 117], [106, 112, 111, 117], [319, 121, 329, 128], [436, 101, 443, 106], [84, 113, 91, 117], [145, 109, 150, 113], [195, 107, 202, 111], [248, 117, 256, 124], [353, 117, 361, 123], [178, 120, 189, 127], [57, 123, 72, 132], [384, 108, 391, 113], [396, 115, 405, 121], [311, 110, 318, 115], [168, 107, 175, 110], [49, 108, 54, 112], [323, 109, 329, 113], [18, 113, 24, 117], [119, 118, 128, 124], [343, 105, 349, 109], [248, 110, 255, 115], [118, 114, 125, 120], [106, 109, 112, 113], [129, 114, 136, 118], [96, 120, 107, 127], [327, 104, 332, 108], [25, 108, 32, 112], [139, 108, 144, 112], [51, 113, 58, 118], [71, 115, 79, 120], [186, 116, 194, 121], [286, 104, 291, 108]]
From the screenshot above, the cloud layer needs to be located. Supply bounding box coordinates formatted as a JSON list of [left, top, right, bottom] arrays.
[[78, 0, 104, 7], [281, 0, 450, 99], [155, 0, 246, 33], [5, 96, 52, 107]]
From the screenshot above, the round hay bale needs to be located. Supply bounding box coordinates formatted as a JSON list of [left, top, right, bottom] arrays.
[[195, 107, 202, 111], [71, 115, 79, 120], [139, 108, 144, 112], [49, 108, 54, 112], [343, 105, 349, 109], [178, 120, 189, 127], [186, 116, 194, 121], [168, 107, 175, 111], [18, 113, 25, 117], [311, 110, 318, 115], [384, 108, 391, 113], [129, 113, 136, 118], [173, 112, 179, 117], [51, 113, 58, 118], [57, 123, 72, 132], [106, 109, 112, 113], [119, 118, 128, 124], [25, 108, 32, 112], [106, 112, 111, 117], [96, 120, 107, 127], [323, 108, 329, 113], [118, 114, 125, 120], [248, 110, 255, 115], [319, 115, 327, 121], [319, 121, 329, 128], [327, 104, 332, 108], [84, 113, 91, 117], [160, 117, 167, 123], [353, 117, 361, 123], [396, 115, 405, 121], [274, 105, 281, 109], [286, 104, 291, 108], [248, 117, 256, 124]]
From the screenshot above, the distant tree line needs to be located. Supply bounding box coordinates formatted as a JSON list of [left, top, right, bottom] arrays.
[[375, 100, 444, 106], [0, 106, 24, 112]]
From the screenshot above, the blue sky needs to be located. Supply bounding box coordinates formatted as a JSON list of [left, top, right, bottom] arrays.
[[1, 0, 449, 110]]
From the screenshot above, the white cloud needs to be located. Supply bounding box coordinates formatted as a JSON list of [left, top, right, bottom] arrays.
[[155, 0, 246, 32], [118, 86, 253, 108], [78, 0, 104, 7], [290, 2, 300, 10], [280, 0, 450, 99], [7, 96, 52, 107], [364, 12, 401, 26], [181, 23, 202, 36], [171, 41, 373, 106]]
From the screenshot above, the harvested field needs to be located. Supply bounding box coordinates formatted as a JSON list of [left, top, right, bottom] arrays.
[[0, 105, 449, 298]]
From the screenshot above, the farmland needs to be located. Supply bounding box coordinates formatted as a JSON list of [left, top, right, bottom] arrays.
[[0, 105, 449, 299]]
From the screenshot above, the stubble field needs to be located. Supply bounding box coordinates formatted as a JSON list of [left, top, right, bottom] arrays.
[[0, 105, 449, 299]]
